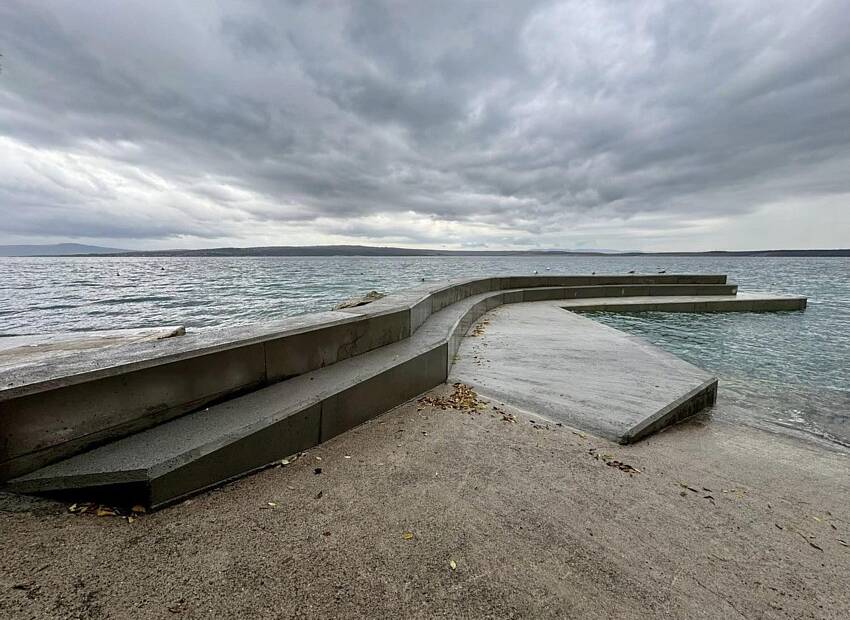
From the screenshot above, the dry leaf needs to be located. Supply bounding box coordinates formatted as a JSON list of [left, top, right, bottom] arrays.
[[449, 559, 457, 570], [402, 531, 414, 540], [131, 505, 146, 514]]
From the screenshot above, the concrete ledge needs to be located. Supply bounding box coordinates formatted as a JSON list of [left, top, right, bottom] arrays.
[[0, 275, 739, 480], [621, 378, 719, 444], [560, 294, 807, 313], [5, 272, 809, 507]]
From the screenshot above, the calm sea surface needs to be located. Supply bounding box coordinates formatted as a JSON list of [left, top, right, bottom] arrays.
[[2, 256, 848, 450]]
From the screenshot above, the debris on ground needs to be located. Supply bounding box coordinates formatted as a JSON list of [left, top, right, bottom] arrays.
[[333, 290, 385, 310], [68, 502, 141, 522], [418, 383, 483, 412], [470, 319, 490, 337], [275, 451, 308, 469], [588, 448, 641, 474]]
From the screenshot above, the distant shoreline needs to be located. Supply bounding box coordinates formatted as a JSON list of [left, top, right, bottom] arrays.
[[2, 243, 849, 258], [32, 249, 850, 258]]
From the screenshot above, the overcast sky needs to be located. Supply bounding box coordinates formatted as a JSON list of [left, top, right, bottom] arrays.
[[1, 1, 849, 251]]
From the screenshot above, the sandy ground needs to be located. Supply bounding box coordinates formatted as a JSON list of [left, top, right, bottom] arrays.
[[1, 384, 848, 619]]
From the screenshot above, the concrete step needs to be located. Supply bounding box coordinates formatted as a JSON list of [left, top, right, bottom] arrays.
[[7, 333, 448, 508], [7, 284, 731, 507], [0, 277, 738, 481], [5, 277, 808, 508]]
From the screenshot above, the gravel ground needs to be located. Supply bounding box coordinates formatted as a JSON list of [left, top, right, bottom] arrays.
[[1, 384, 848, 619]]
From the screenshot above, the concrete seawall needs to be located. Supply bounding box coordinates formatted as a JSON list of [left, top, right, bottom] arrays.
[[2, 274, 806, 507], [0, 275, 736, 481]]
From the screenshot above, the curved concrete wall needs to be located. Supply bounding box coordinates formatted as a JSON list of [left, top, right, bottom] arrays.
[[1, 274, 731, 481]]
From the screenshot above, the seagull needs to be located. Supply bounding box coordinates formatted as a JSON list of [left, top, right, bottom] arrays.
[[628, 270, 635, 274], [533, 270, 539, 274], [657, 269, 666, 274]]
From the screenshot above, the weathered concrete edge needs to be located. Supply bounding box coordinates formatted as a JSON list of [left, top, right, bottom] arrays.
[[620, 378, 719, 444], [0, 276, 727, 401], [7, 290, 740, 505], [564, 296, 807, 313], [0, 277, 740, 484]]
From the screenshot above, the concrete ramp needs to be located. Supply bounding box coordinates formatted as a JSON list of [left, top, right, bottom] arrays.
[[450, 303, 717, 443]]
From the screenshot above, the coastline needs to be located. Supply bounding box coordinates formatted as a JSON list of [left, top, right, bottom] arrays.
[[2, 385, 848, 618]]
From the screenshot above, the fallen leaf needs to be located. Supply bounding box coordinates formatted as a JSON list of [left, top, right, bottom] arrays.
[[402, 531, 414, 540], [449, 559, 457, 570], [267, 502, 277, 507], [131, 505, 146, 514]]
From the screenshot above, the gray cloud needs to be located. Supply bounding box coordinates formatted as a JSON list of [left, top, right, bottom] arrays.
[[1, 0, 849, 250]]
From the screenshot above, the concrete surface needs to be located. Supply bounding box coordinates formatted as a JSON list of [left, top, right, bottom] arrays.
[[1, 275, 743, 481], [8, 287, 729, 505], [4, 274, 808, 500], [0, 326, 185, 373], [450, 303, 718, 442], [7, 334, 450, 507], [1, 386, 847, 619], [560, 292, 807, 313]]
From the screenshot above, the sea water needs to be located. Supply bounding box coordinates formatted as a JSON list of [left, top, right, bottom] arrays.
[[2, 255, 848, 449]]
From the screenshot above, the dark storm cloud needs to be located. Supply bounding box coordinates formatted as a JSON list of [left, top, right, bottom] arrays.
[[1, 0, 849, 249]]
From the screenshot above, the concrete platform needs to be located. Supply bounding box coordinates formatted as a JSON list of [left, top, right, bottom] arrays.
[[2, 274, 809, 507], [0, 276, 739, 481], [559, 292, 807, 313], [450, 303, 717, 443]]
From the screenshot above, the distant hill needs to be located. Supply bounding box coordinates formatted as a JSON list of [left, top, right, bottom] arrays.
[[96, 245, 617, 257], [90, 245, 850, 257], [3, 243, 848, 258], [0, 243, 127, 256]]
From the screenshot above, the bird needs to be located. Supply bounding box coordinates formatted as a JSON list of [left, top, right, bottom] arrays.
[[657, 269, 666, 274], [628, 270, 635, 274], [533, 270, 539, 274]]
